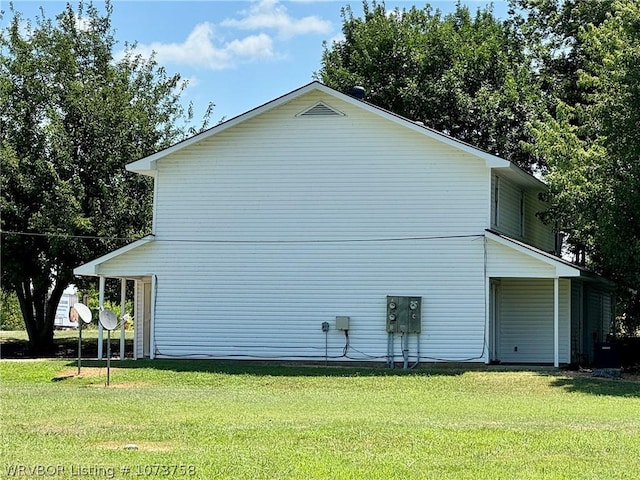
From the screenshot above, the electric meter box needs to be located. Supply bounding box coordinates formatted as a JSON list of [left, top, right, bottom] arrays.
[[386, 296, 421, 333]]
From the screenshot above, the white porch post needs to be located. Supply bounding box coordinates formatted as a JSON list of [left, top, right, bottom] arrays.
[[98, 276, 105, 360], [150, 275, 157, 359], [484, 274, 491, 364], [120, 278, 126, 359], [553, 276, 559, 368]]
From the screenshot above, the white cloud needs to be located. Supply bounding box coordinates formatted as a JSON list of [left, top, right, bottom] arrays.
[[127, 23, 274, 71], [119, 0, 330, 71], [222, 0, 332, 39]]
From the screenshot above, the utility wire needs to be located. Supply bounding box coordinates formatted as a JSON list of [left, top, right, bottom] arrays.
[[1, 230, 483, 244], [0, 230, 143, 242]]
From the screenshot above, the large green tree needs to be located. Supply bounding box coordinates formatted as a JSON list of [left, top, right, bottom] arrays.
[[525, 0, 640, 334], [317, 1, 542, 171], [508, 0, 614, 110], [0, 2, 198, 353]]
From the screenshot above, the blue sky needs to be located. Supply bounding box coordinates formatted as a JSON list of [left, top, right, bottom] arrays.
[[5, 0, 510, 124]]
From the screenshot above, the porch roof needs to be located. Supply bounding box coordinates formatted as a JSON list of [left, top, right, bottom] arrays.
[[73, 236, 154, 277], [485, 230, 615, 288]]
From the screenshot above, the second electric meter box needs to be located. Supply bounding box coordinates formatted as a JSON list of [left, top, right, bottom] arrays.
[[386, 296, 422, 333]]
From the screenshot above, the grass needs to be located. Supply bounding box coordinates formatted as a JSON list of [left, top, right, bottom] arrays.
[[1, 360, 639, 479]]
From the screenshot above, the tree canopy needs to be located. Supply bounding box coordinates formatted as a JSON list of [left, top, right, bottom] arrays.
[[0, 2, 202, 353], [318, 1, 543, 171]]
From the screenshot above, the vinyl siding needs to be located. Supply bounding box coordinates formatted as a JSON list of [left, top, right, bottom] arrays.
[[494, 174, 522, 237], [485, 238, 556, 278], [497, 278, 570, 363], [492, 174, 554, 251], [91, 237, 487, 361], [159, 239, 486, 361], [524, 190, 555, 252], [154, 91, 489, 242]]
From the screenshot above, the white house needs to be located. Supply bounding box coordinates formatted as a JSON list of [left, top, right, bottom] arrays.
[[74, 82, 614, 367]]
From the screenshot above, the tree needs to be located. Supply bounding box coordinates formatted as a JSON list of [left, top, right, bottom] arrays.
[[525, 0, 640, 334], [317, 1, 542, 171], [508, 0, 614, 110], [0, 2, 200, 353], [1, 288, 23, 330]]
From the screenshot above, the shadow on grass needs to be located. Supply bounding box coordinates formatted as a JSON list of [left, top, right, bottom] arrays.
[[0, 333, 134, 359], [68, 358, 470, 378], [537, 371, 640, 398]]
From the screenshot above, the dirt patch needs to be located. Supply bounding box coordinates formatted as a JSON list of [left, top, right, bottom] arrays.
[[96, 441, 176, 452], [53, 368, 149, 388], [54, 367, 116, 379]]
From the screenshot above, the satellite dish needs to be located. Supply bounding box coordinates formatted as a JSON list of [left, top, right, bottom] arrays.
[[99, 310, 118, 331], [73, 303, 93, 324]]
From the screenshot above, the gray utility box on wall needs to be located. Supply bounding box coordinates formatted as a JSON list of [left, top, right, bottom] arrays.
[[386, 296, 422, 333]]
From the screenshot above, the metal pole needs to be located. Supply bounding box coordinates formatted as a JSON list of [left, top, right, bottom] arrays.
[[402, 333, 409, 370], [98, 276, 105, 359], [390, 332, 395, 369], [106, 329, 111, 387], [77, 321, 82, 375]]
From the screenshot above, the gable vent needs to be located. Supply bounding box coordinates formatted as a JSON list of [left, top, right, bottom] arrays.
[[297, 102, 345, 117]]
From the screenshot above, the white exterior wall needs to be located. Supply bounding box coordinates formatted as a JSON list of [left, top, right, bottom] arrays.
[[100, 91, 492, 362], [486, 239, 556, 278], [524, 190, 555, 252], [141, 239, 486, 361], [497, 278, 571, 363], [494, 174, 522, 237], [492, 174, 555, 252], [154, 91, 489, 241]]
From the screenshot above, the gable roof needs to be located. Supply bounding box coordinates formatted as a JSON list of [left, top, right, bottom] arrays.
[[126, 81, 543, 189]]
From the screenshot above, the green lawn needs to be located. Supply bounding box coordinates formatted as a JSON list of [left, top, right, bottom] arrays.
[[1, 360, 638, 479]]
